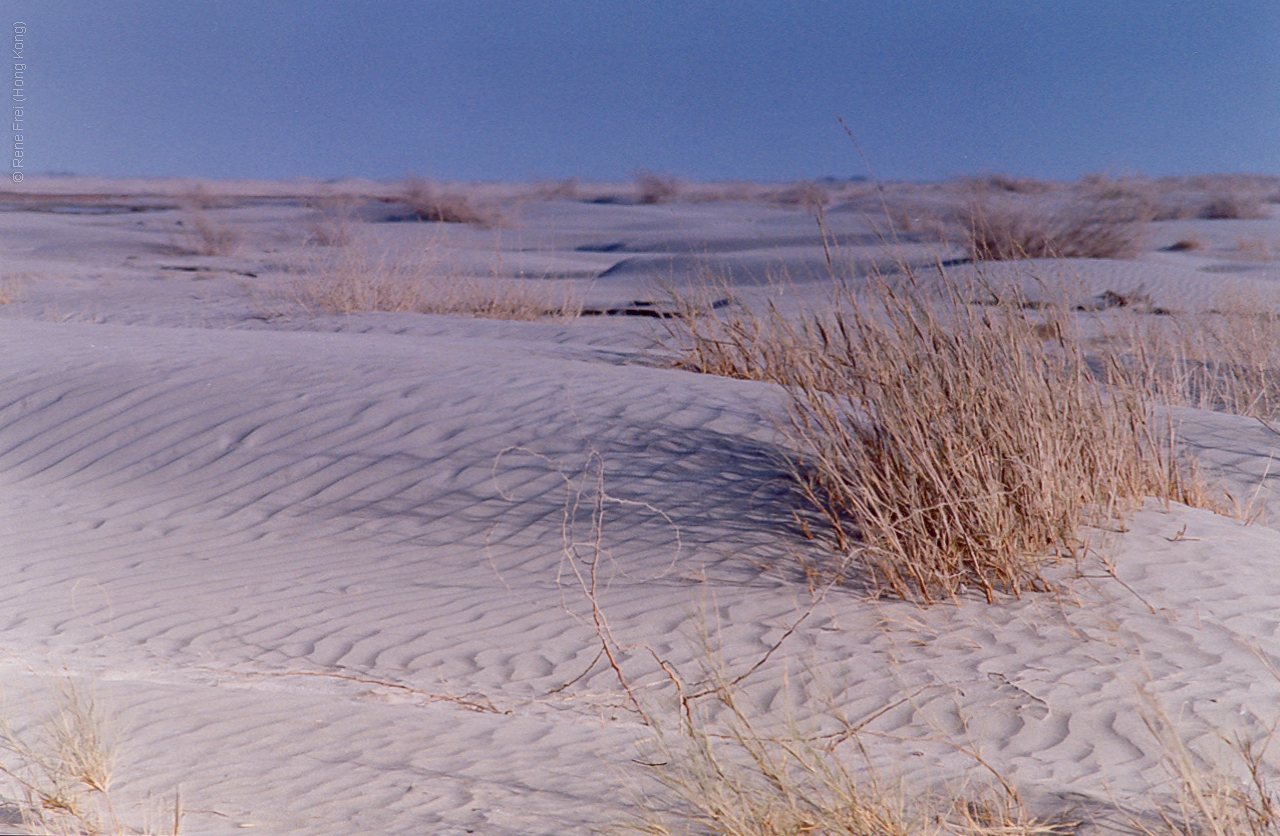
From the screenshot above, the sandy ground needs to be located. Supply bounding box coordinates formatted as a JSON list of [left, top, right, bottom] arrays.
[[0, 176, 1279, 834]]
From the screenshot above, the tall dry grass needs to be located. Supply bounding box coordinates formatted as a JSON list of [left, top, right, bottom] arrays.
[[1100, 291, 1280, 419], [963, 198, 1148, 260], [399, 176, 497, 226], [0, 685, 117, 835], [1135, 687, 1280, 836], [288, 243, 582, 321], [664, 274, 1217, 602]]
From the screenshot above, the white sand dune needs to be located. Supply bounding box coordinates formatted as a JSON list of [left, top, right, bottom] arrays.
[[0, 178, 1279, 834]]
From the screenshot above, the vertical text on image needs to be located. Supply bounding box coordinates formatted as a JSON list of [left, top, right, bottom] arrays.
[[11, 21, 24, 182]]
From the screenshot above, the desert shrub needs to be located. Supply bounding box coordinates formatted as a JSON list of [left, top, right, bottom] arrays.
[[1197, 193, 1269, 220], [635, 171, 682, 205], [533, 178, 580, 200], [769, 181, 831, 212], [288, 245, 580, 321], [965, 173, 1055, 195], [178, 206, 240, 256], [664, 276, 1213, 602], [964, 198, 1148, 260], [398, 176, 497, 226], [304, 197, 358, 247]]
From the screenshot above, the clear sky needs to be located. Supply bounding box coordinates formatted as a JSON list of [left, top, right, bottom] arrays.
[[4, 1, 1278, 183]]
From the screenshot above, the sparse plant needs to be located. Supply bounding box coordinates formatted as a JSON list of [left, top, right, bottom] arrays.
[[1234, 239, 1276, 261], [533, 178, 581, 200], [639, 678, 1056, 836], [1104, 292, 1280, 418], [1198, 194, 1269, 220], [177, 203, 240, 257], [398, 176, 496, 226], [304, 197, 358, 247], [1135, 687, 1280, 836], [963, 198, 1148, 260], [635, 171, 682, 205], [290, 246, 425, 314], [287, 243, 580, 321], [966, 173, 1055, 195], [0, 274, 21, 305], [0, 678, 124, 835], [771, 180, 831, 213]]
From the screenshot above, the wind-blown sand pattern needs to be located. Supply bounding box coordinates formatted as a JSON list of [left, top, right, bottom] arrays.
[[1, 176, 1280, 834]]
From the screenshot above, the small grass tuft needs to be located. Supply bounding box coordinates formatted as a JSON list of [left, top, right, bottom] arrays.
[[303, 197, 358, 247], [0, 274, 21, 305], [1105, 292, 1280, 418], [178, 205, 240, 257], [635, 657, 1067, 836]]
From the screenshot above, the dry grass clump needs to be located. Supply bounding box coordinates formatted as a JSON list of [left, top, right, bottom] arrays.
[[1197, 193, 1269, 220], [174, 186, 241, 256], [639, 678, 1057, 836], [0, 680, 129, 836], [1106, 294, 1280, 418], [1074, 174, 1200, 221], [0, 274, 21, 305], [293, 247, 424, 314], [964, 198, 1148, 261], [398, 176, 497, 226], [0, 678, 183, 836], [533, 177, 581, 200], [303, 197, 358, 247], [635, 171, 682, 205], [665, 275, 1213, 602], [965, 174, 1056, 195], [1234, 239, 1277, 261], [641, 667, 1280, 836], [177, 206, 240, 256], [289, 244, 581, 321], [768, 181, 832, 212]]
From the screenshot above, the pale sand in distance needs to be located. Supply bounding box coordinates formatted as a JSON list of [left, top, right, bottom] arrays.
[[0, 175, 1279, 834]]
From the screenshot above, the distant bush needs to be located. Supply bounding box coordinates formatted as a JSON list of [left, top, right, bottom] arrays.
[[1197, 193, 1268, 220], [288, 244, 580, 321], [398, 176, 497, 226], [964, 199, 1147, 260], [966, 173, 1055, 195], [634, 171, 682, 204]]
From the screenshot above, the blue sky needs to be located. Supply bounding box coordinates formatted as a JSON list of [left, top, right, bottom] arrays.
[[5, 1, 1279, 182]]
